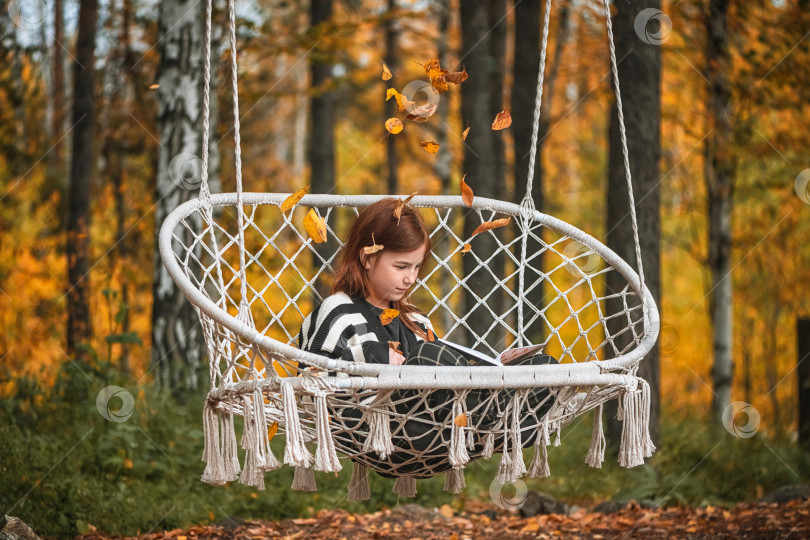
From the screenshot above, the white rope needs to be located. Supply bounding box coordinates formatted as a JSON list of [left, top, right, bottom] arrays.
[[601, 0, 648, 324]]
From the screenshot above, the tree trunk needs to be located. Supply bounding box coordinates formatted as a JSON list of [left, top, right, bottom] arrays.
[[151, 0, 210, 393], [66, 0, 99, 361], [51, 0, 66, 182], [605, 0, 662, 446], [460, 1, 503, 350], [798, 318, 810, 453], [705, 0, 734, 423], [384, 0, 399, 194], [309, 0, 336, 299]]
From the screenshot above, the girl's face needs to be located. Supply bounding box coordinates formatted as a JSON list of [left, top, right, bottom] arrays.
[[363, 243, 427, 309]]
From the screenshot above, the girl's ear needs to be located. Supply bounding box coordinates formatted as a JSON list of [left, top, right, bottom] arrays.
[[359, 252, 371, 270]]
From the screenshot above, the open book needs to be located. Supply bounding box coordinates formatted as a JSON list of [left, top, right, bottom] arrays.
[[436, 338, 544, 366]]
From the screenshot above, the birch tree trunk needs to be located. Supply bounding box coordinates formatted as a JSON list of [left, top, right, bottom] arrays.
[[66, 0, 99, 361], [151, 0, 211, 392], [605, 0, 662, 444], [705, 0, 734, 422]]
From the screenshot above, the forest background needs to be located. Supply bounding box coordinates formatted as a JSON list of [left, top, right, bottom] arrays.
[[1, 0, 809, 536]]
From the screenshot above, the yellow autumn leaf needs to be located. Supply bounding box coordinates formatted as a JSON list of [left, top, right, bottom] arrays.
[[424, 58, 449, 94], [380, 308, 400, 325], [385, 117, 403, 135], [460, 174, 474, 207], [420, 141, 440, 154], [444, 67, 468, 84], [454, 413, 467, 427], [406, 102, 438, 123], [471, 217, 511, 237], [363, 232, 384, 254], [268, 421, 278, 441], [393, 191, 418, 224], [461, 126, 470, 141], [386, 88, 412, 112], [281, 186, 309, 213], [382, 63, 393, 80], [491, 110, 512, 130], [461, 243, 472, 255], [427, 328, 436, 341], [303, 208, 327, 243], [123, 458, 133, 469]]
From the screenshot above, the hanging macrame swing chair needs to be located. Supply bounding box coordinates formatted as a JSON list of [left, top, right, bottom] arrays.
[[159, 0, 659, 499]]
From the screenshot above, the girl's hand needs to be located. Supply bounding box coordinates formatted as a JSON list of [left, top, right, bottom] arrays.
[[388, 347, 406, 365]]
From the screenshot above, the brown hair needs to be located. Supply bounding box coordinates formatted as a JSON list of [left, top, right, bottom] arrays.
[[332, 198, 432, 339]]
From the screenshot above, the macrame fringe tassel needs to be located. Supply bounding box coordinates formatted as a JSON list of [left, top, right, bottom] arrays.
[[201, 403, 238, 485], [362, 391, 394, 459], [497, 392, 527, 483], [281, 382, 313, 468], [482, 432, 495, 460], [238, 394, 265, 489], [313, 393, 342, 473], [392, 476, 417, 498], [618, 378, 656, 468], [347, 462, 370, 502], [449, 396, 470, 469], [443, 468, 466, 494], [291, 465, 317, 491], [528, 416, 551, 478], [585, 404, 606, 468], [221, 409, 241, 479]]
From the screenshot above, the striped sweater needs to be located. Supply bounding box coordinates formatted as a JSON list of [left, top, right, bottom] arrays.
[[298, 292, 434, 364]]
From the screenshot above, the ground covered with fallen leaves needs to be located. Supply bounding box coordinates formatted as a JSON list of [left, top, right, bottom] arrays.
[[73, 499, 810, 539]]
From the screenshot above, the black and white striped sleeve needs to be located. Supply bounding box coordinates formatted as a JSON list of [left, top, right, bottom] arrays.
[[298, 293, 389, 364]]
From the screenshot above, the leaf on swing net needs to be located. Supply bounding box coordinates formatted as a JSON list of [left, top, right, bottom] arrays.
[[268, 421, 278, 442], [281, 185, 309, 213], [380, 309, 400, 325], [461, 126, 470, 141], [406, 102, 438, 123], [445, 66, 468, 84], [382, 63, 393, 81], [424, 58, 449, 94], [454, 413, 468, 427], [471, 217, 511, 237], [385, 117, 404, 135], [491, 110, 512, 130], [461, 243, 472, 255], [460, 174, 474, 207], [303, 208, 327, 243], [393, 191, 418, 224], [388, 341, 401, 354], [363, 233, 384, 255], [420, 141, 440, 154]]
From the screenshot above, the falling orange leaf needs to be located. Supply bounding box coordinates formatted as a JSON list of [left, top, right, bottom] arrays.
[[424, 58, 449, 94], [303, 209, 327, 243], [382, 63, 393, 81], [454, 413, 468, 427], [268, 422, 278, 441], [380, 309, 400, 325], [406, 102, 438, 123], [491, 110, 512, 130], [393, 191, 418, 224], [281, 186, 309, 213], [471, 217, 511, 237], [461, 126, 470, 141], [385, 117, 404, 135], [148, 83, 160, 90], [427, 328, 436, 341], [386, 89, 412, 112], [363, 233, 384, 255], [460, 174, 474, 207], [461, 243, 472, 255], [445, 67, 468, 84], [420, 141, 440, 154]]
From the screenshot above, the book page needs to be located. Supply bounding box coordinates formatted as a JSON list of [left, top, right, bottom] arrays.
[[435, 339, 502, 365]]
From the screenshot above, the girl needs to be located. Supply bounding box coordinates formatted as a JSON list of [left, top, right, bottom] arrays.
[[297, 198, 557, 477]]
